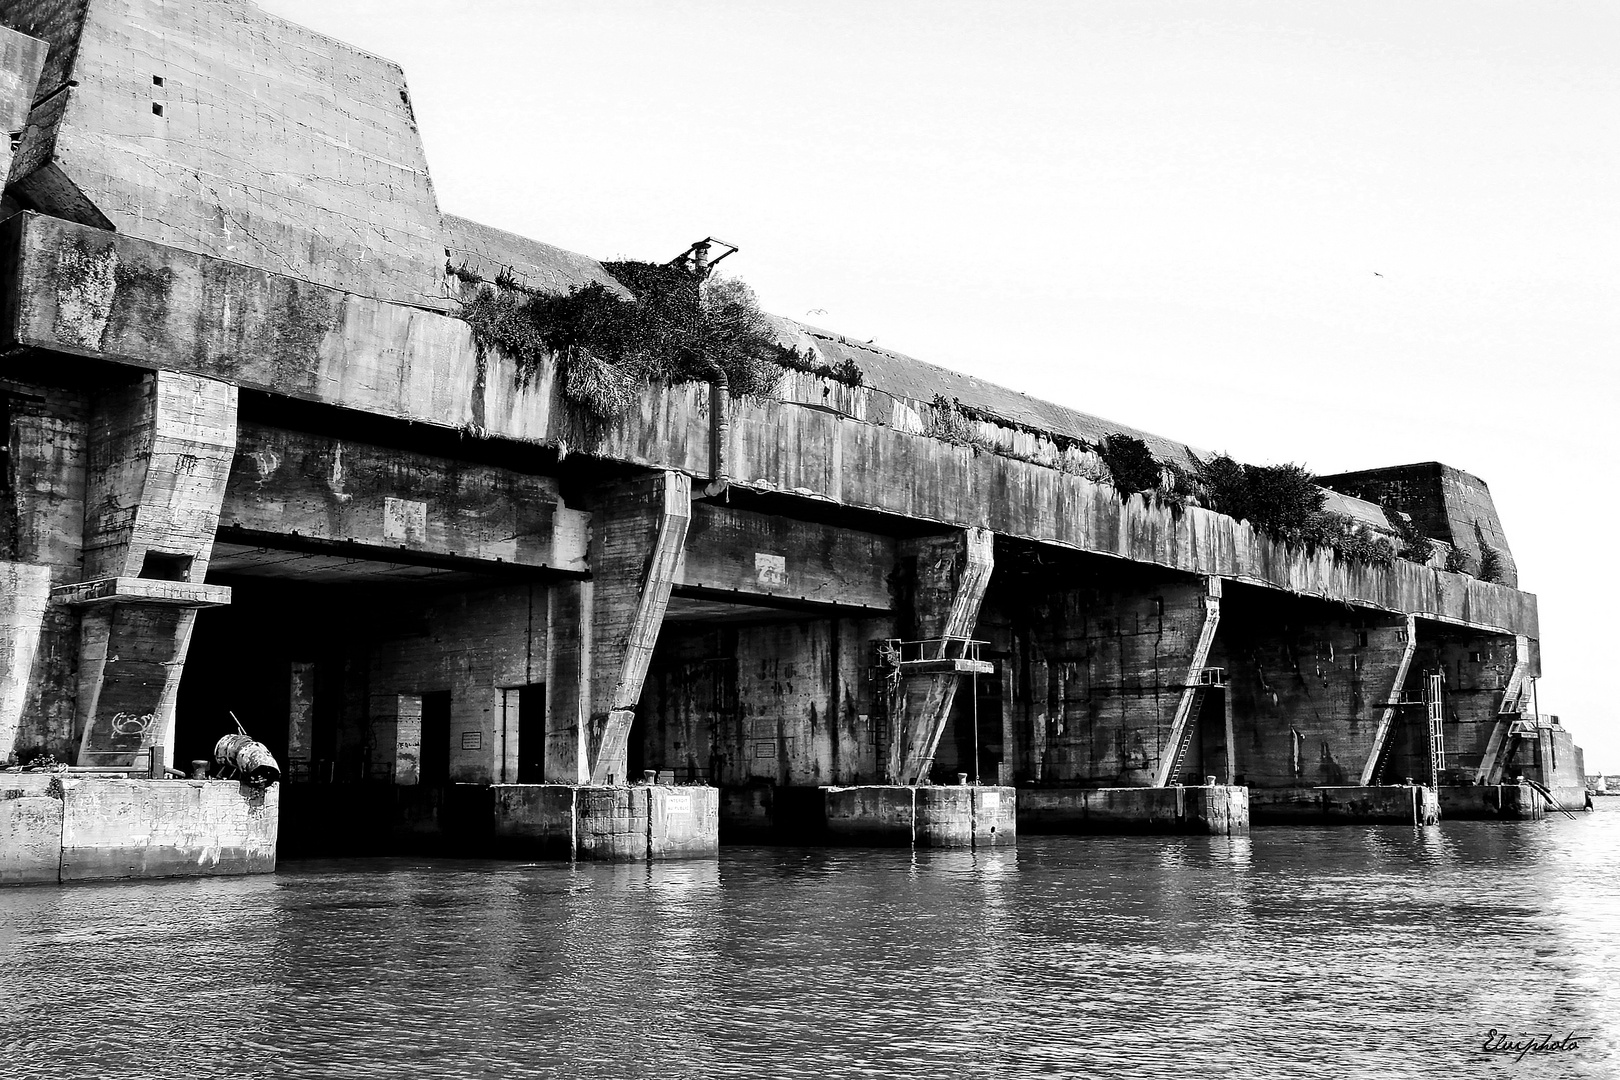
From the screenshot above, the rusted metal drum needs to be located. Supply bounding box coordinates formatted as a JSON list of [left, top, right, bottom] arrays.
[[213, 734, 282, 787]]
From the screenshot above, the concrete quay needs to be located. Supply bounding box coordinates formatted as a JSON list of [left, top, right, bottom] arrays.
[[1, 774, 277, 885], [1018, 784, 1249, 835], [1249, 785, 1440, 826]]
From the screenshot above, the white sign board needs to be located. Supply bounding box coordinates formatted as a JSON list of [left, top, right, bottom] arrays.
[[754, 552, 787, 586]]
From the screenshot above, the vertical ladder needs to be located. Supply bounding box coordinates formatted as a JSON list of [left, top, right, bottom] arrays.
[[1426, 672, 1445, 788], [1165, 685, 1206, 784]]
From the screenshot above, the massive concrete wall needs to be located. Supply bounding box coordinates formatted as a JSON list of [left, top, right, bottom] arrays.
[[1, 0, 447, 307], [4, 214, 1539, 638]]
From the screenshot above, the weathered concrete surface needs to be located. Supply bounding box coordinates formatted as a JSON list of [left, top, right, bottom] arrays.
[[1, 774, 277, 884], [3, 0, 448, 307], [889, 528, 994, 784], [822, 784, 1015, 848], [1439, 783, 1545, 821], [586, 472, 690, 785], [0, 561, 51, 761], [677, 502, 895, 611], [494, 784, 719, 861], [1017, 784, 1249, 835], [220, 423, 589, 573], [4, 214, 1539, 638], [0, 772, 62, 883], [0, 23, 45, 184], [1249, 784, 1438, 826]]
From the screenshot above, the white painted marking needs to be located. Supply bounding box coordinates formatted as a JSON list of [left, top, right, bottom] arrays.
[[755, 552, 787, 586], [666, 794, 692, 815], [383, 497, 427, 543], [980, 792, 1000, 810]]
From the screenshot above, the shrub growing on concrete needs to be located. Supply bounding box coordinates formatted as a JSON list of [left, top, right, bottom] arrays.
[[457, 259, 793, 429], [1096, 433, 1160, 495]]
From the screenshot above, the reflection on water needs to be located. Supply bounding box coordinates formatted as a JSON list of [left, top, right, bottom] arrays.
[[2, 809, 1618, 1079]]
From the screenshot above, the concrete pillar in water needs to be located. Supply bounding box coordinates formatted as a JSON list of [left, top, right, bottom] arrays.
[[59, 372, 237, 770], [287, 660, 316, 778], [0, 562, 52, 762]]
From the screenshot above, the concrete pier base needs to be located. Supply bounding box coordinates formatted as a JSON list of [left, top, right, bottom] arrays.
[[1017, 785, 1249, 835], [1, 774, 278, 885], [1438, 783, 1547, 821], [494, 784, 719, 862], [821, 785, 1015, 848], [1250, 785, 1439, 826]]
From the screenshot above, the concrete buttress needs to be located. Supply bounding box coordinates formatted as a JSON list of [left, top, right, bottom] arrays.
[[585, 471, 691, 785], [63, 372, 236, 767], [889, 527, 994, 785]]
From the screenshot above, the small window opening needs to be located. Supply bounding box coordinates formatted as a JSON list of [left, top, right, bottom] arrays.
[[152, 102, 163, 116], [152, 75, 164, 87], [139, 551, 192, 581]]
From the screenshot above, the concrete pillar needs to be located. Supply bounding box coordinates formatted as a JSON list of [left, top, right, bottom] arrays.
[[66, 372, 237, 768], [584, 471, 691, 785], [887, 527, 994, 784], [543, 580, 591, 784], [0, 562, 52, 762], [372, 693, 423, 785], [287, 660, 316, 777]]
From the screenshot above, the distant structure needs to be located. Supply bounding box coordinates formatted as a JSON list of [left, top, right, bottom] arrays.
[[0, 0, 1586, 868]]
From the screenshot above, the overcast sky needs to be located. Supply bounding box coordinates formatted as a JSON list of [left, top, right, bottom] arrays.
[[262, 0, 1620, 769]]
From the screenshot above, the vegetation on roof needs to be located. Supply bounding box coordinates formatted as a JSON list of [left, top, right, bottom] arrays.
[[453, 256, 866, 431]]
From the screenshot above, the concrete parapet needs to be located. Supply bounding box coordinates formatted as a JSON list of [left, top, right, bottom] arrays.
[[822, 785, 1015, 848], [1250, 784, 1438, 826], [1, 775, 277, 885], [1017, 784, 1249, 835], [1439, 784, 1546, 821]]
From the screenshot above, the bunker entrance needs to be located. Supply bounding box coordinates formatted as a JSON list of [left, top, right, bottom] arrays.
[[635, 591, 895, 790], [175, 541, 543, 787]]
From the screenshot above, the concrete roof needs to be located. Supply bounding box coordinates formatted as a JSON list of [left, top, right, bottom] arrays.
[[442, 214, 631, 299]]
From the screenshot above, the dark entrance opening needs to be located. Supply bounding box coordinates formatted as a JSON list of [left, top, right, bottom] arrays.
[[420, 690, 451, 785], [517, 683, 545, 783]]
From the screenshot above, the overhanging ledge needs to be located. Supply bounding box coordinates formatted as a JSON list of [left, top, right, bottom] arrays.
[[52, 578, 233, 608]]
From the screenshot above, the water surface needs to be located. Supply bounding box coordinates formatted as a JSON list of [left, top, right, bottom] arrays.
[[3, 807, 1617, 1079]]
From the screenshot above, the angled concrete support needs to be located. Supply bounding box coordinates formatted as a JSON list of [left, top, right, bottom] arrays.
[[585, 471, 691, 785], [1357, 614, 1418, 786], [1153, 577, 1222, 786], [888, 527, 994, 785], [65, 372, 237, 768], [0, 562, 52, 760]]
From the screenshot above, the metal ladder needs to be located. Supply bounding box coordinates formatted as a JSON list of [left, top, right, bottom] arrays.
[[1425, 673, 1446, 788]]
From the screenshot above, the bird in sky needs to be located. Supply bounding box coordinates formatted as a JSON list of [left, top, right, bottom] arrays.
[[1373, 272, 1383, 277]]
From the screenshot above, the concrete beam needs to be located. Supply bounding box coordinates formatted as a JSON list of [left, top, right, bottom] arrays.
[[219, 422, 587, 574], [586, 472, 691, 785], [677, 502, 895, 611], [888, 527, 994, 785]]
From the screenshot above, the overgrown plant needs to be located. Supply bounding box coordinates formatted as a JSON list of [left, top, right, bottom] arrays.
[[458, 260, 791, 430], [1444, 546, 1471, 574], [1474, 522, 1505, 583], [1383, 502, 1435, 565], [1096, 433, 1160, 495], [927, 394, 994, 451]]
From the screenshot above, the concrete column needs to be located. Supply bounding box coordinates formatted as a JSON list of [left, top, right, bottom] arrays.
[[287, 660, 317, 776], [67, 372, 237, 768], [544, 579, 591, 784], [888, 527, 994, 785], [584, 471, 691, 785], [0, 562, 52, 761], [371, 693, 423, 785]]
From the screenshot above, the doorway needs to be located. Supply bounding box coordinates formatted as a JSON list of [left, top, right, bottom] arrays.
[[420, 690, 451, 785], [517, 683, 545, 783]]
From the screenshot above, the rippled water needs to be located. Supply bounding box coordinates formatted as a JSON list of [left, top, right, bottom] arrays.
[[3, 807, 1618, 1080]]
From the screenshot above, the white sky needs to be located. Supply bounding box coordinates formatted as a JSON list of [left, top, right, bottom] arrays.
[[262, 0, 1620, 770]]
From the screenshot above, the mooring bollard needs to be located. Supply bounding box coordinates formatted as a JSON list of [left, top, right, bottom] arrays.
[[190, 760, 209, 780]]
